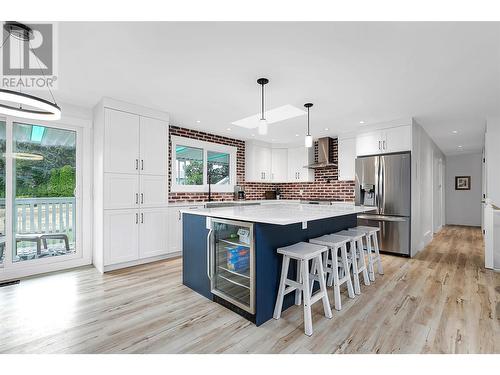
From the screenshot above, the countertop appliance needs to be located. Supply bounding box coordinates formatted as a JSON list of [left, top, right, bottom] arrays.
[[355, 152, 411, 256], [234, 185, 245, 200]]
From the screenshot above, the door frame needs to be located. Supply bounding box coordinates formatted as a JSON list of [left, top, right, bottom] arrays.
[[0, 112, 93, 281]]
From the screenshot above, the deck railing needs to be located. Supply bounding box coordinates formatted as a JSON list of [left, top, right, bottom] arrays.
[[0, 197, 76, 235]]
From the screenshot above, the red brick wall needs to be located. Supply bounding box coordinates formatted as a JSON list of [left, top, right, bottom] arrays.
[[168, 125, 355, 202]]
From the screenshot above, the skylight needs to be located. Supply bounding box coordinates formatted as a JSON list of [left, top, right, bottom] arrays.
[[30, 125, 45, 142], [231, 104, 306, 129]]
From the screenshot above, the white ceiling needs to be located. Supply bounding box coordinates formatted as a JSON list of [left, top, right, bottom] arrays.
[[54, 22, 500, 155]]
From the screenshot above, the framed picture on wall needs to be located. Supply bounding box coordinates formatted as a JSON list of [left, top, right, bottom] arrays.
[[455, 176, 471, 190]]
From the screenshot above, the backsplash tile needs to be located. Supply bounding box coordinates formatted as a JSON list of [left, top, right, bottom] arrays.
[[168, 125, 354, 202]]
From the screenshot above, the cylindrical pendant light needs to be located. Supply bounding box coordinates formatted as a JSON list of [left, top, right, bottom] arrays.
[[304, 103, 313, 148], [257, 78, 269, 135]]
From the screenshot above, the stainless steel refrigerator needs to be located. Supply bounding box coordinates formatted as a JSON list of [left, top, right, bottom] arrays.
[[355, 152, 411, 256]]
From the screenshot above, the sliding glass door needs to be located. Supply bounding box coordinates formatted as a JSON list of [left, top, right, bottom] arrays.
[[0, 121, 5, 266], [12, 123, 77, 262]]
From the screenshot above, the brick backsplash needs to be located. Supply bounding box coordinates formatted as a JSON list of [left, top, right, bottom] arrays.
[[168, 125, 355, 202]]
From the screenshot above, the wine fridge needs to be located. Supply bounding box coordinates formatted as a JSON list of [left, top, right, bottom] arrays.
[[206, 218, 255, 314]]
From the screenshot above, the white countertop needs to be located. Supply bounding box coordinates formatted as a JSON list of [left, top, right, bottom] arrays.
[[180, 203, 374, 225], [168, 199, 301, 207]]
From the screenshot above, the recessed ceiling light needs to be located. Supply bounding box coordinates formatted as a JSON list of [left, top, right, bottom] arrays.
[[271, 139, 276, 141], [452, 130, 458, 134], [226, 128, 231, 131], [295, 134, 299, 137], [251, 134, 255, 137], [195, 120, 201, 123], [359, 121, 365, 124], [324, 128, 329, 131], [458, 145, 463, 148]]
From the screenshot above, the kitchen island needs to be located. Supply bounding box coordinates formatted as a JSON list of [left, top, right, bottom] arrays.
[[181, 203, 373, 325]]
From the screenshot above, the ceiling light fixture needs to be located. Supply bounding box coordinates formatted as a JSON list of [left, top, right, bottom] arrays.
[[0, 22, 61, 121], [304, 103, 313, 148], [257, 78, 269, 135], [359, 121, 365, 124], [324, 128, 329, 131], [196, 120, 201, 123], [452, 130, 458, 134]]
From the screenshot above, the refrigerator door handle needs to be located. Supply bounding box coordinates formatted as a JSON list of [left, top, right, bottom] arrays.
[[380, 156, 385, 214], [206, 228, 213, 280]]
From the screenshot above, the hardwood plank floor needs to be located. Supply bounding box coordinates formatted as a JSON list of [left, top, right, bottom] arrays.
[[0, 226, 498, 353]]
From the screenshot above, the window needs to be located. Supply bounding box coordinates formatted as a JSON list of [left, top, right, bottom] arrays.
[[175, 145, 204, 185], [171, 136, 237, 193]]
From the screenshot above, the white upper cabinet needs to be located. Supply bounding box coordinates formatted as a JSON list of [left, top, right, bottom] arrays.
[[271, 148, 288, 182], [384, 125, 412, 154], [338, 137, 356, 181], [139, 116, 169, 175], [104, 109, 140, 174], [356, 125, 411, 156], [246, 142, 272, 182], [288, 146, 314, 182]]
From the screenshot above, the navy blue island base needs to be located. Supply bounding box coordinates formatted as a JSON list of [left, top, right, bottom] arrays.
[[182, 212, 357, 326]]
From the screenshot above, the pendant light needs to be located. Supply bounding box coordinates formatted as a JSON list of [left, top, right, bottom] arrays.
[[304, 103, 313, 148], [0, 22, 61, 121], [257, 78, 269, 135]]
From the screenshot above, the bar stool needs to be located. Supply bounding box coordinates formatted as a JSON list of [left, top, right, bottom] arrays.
[[334, 230, 370, 295], [273, 242, 332, 336], [347, 226, 383, 281], [309, 234, 355, 311]]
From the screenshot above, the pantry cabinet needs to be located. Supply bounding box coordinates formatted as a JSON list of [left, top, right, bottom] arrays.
[[94, 98, 170, 273]]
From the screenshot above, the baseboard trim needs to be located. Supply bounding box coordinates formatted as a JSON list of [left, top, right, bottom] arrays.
[[102, 252, 181, 273]]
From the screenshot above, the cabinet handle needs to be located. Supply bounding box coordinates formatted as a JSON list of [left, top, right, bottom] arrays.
[[135, 193, 138, 205], [135, 159, 139, 170], [136, 213, 138, 224], [141, 212, 144, 224], [141, 193, 144, 204], [141, 159, 144, 170], [383, 140, 386, 150], [378, 141, 381, 150]]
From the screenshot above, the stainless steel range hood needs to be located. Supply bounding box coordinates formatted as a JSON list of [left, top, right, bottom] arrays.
[[306, 137, 338, 169]]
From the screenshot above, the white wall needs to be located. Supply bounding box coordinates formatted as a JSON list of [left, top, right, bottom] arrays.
[[485, 117, 500, 206], [411, 120, 446, 256], [445, 153, 482, 226]]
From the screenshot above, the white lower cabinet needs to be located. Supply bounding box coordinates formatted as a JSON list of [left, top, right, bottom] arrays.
[[139, 208, 169, 258], [104, 209, 139, 266], [167, 205, 204, 254]]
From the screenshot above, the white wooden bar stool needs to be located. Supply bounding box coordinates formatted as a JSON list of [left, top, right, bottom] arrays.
[[273, 242, 332, 336], [334, 230, 370, 295], [347, 226, 383, 281], [309, 234, 355, 310]]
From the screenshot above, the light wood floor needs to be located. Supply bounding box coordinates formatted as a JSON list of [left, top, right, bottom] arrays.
[[0, 226, 498, 354]]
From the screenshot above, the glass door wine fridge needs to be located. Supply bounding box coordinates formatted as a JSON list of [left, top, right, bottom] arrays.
[[207, 218, 255, 314]]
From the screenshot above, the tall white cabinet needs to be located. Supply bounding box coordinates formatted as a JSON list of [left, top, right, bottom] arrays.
[[93, 98, 171, 273]]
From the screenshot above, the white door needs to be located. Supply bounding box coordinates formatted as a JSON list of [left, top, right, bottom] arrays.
[[104, 173, 139, 209], [139, 116, 168, 175], [338, 137, 356, 181], [271, 148, 288, 182], [104, 209, 139, 265], [140, 175, 167, 208], [356, 131, 382, 156], [384, 125, 411, 153], [139, 208, 169, 258], [104, 109, 140, 174]]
